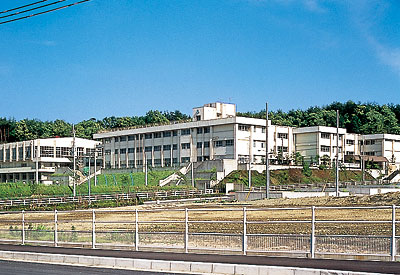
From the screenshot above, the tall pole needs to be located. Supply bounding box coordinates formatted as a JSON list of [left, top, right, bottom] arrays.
[[35, 142, 39, 184], [88, 156, 91, 202], [73, 125, 76, 197], [145, 155, 148, 186], [191, 162, 194, 188], [362, 136, 365, 183], [248, 162, 251, 189], [265, 102, 270, 199], [94, 151, 97, 187], [335, 110, 339, 197]]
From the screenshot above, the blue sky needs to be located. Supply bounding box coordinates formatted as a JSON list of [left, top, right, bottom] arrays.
[[0, 0, 399, 123]]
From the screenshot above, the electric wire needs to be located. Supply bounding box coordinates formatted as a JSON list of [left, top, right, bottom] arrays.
[[0, 0, 91, 25], [0, 0, 67, 20], [0, 0, 49, 14]]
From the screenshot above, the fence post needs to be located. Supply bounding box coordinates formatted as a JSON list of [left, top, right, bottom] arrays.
[[391, 205, 396, 261], [54, 209, 58, 247], [21, 210, 25, 245], [185, 208, 189, 253], [243, 207, 247, 255], [310, 206, 315, 259], [135, 209, 139, 251], [92, 209, 96, 249]]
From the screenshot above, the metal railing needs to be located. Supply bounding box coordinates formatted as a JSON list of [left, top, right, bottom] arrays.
[[0, 205, 398, 261], [0, 189, 215, 207]]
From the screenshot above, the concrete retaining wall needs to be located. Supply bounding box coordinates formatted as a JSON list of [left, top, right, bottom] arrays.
[[0, 250, 388, 275]]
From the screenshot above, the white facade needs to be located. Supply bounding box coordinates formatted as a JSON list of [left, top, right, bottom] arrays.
[[94, 103, 295, 169], [0, 137, 100, 183], [94, 102, 400, 173]]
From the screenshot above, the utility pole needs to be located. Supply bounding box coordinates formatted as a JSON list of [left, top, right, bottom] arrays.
[[145, 154, 148, 186], [248, 161, 251, 189], [35, 141, 39, 184], [335, 110, 339, 197], [265, 102, 270, 199], [191, 162, 194, 188], [88, 155, 91, 204], [72, 125, 76, 197], [94, 150, 97, 187], [362, 136, 365, 183]]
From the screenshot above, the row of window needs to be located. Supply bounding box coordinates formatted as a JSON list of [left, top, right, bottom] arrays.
[[107, 127, 213, 143], [108, 155, 212, 168], [0, 146, 84, 161], [110, 139, 236, 155]]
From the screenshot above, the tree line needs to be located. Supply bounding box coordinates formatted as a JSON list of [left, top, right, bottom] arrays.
[[1, 101, 399, 143], [0, 110, 190, 142], [238, 101, 400, 135]]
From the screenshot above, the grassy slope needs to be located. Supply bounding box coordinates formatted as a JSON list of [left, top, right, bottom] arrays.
[[0, 170, 192, 199], [220, 168, 374, 187]]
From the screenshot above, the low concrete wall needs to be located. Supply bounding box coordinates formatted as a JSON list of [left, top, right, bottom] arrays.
[[0, 250, 384, 275]]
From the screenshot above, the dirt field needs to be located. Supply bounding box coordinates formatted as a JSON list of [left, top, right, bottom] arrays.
[[1, 192, 400, 237]]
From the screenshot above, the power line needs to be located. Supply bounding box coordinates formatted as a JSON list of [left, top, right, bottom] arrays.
[[0, 0, 49, 14], [0, 0, 68, 20], [0, 0, 91, 25]]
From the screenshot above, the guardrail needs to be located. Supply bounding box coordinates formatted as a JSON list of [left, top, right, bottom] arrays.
[[0, 189, 215, 207], [0, 205, 398, 261]]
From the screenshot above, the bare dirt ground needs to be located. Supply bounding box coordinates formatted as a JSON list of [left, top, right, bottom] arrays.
[[1, 192, 400, 236]]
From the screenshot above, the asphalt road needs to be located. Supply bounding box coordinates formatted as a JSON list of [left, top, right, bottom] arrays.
[[0, 244, 399, 274], [0, 260, 190, 275]]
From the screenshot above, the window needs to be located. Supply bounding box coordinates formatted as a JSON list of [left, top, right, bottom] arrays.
[[197, 128, 203, 134], [214, 141, 223, 147], [204, 141, 210, 148], [181, 157, 190, 163], [56, 147, 61, 158], [128, 135, 135, 141], [203, 155, 210, 160], [5, 149, 10, 161], [40, 146, 54, 157], [365, 151, 375, 156], [321, 145, 330, 152], [115, 149, 119, 154], [145, 133, 152, 139], [145, 146, 152, 152], [137, 160, 143, 165], [120, 148, 126, 154], [173, 130, 178, 136], [114, 137, 119, 142], [105, 150, 111, 155], [173, 158, 178, 164], [154, 145, 161, 151], [278, 146, 288, 153], [128, 160, 135, 167], [18, 147, 23, 159], [154, 132, 161, 138], [163, 131, 171, 137], [226, 140, 234, 146], [346, 151, 354, 155], [154, 159, 161, 165], [321, 133, 330, 139], [197, 156, 203, 162], [172, 144, 178, 150], [164, 158, 171, 165], [238, 125, 249, 131], [12, 148, 16, 160], [25, 147, 31, 158], [197, 142, 202, 148], [181, 143, 190, 150], [136, 147, 143, 153], [196, 115, 201, 121], [120, 136, 127, 142], [104, 138, 111, 144], [0, 149, 3, 161], [346, 139, 355, 145], [262, 127, 266, 133], [278, 133, 288, 139], [181, 129, 190, 135], [163, 145, 171, 151], [365, 140, 376, 145], [203, 127, 210, 133], [128, 148, 135, 153]]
